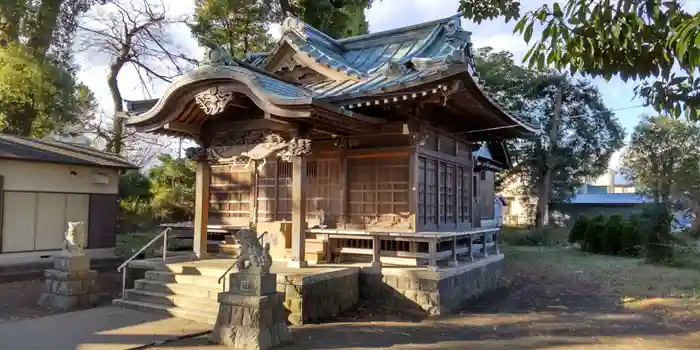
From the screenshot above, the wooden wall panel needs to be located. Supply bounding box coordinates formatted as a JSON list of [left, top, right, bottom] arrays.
[[35, 193, 67, 251], [417, 157, 426, 228], [347, 157, 410, 230], [87, 194, 117, 249], [1, 192, 37, 252], [307, 159, 342, 227], [480, 170, 495, 219], [209, 164, 253, 225], [66, 194, 90, 230]]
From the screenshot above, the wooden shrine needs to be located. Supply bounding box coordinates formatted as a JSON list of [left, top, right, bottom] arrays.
[[125, 15, 540, 268]]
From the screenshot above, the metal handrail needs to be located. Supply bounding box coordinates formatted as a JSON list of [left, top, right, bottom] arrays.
[[118, 227, 171, 295], [217, 231, 267, 290]]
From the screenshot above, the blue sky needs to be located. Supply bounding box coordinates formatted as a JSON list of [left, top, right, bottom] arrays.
[[78, 0, 690, 144]]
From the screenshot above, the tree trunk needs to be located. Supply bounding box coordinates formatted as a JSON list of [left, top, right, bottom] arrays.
[[28, 0, 65, 56], [106, 61, 125, 154], [534, 81, 564, 228]]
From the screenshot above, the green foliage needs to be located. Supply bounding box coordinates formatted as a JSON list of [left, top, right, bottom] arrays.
[[502, 226, 568, 246], [148, 154, 196, 222], [0, 43, 86, 136], [640, 205, 675, 264], [602, 215, 623, 255], [190, 0, 373, 59], [619, 215, 643, 257], [583, 215, 606, 253], [459, 0, 700, 120], [475, 48, 624, 200], [117, 170, 153, 233], [292, 0, 372, 38], [0, 0, 98, 137], [623, 116, 700, 205], [191, 0, 276, 58], [568, 214, 589, 244]]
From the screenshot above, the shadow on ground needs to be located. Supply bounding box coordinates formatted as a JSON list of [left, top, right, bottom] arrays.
[[157, 247, 700, 350]]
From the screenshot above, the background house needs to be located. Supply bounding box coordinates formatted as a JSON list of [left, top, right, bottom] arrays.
[[0, 134, 135, 275], [500, 168, 646, 227]]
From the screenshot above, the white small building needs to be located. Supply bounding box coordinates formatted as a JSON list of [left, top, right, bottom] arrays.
[[0, 134, 136, 268]]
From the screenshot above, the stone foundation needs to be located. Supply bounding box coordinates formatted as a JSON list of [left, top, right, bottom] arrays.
[[209, 292, 291, 349], [276, 268, 359, 325], [37, 255, 99, 311], [359, 254, 505, 315]]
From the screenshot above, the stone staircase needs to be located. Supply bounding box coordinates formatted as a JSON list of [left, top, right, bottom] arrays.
[[113, 265, 226, 325]]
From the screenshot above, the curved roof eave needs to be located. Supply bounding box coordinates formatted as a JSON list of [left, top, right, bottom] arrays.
[[126, 64, 313, 129]]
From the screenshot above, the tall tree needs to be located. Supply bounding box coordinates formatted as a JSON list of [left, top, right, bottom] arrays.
[[477, 48, 625, 226], [0, 0, 96, 137], [459, 0, 700, 120], [191, 0, 276, 58], [290, 0, 372, 38], [77, 0, 195, 154], [623, 115, 700, 206], [190, 0, 373, 58]]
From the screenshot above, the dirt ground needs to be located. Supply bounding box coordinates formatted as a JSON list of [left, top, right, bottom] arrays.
[[0, 271, 122, 324], [159, 246, 700, 350], [2, 247, 700, 349]]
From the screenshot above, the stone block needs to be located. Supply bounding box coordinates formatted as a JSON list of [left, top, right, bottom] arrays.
[[55, 280, 83, 296], [53, 255, 90, 272], [210, 291, 291, 349], [229, 273, 277, 296]]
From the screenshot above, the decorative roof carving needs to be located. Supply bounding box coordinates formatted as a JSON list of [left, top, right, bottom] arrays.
[[445, 18, 460, 39], [195, 86, 236, 115]]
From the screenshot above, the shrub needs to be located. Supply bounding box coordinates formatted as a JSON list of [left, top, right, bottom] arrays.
[[619, 219, 641, 257], [569, 215, 589, 244], [603, 215, 624, 255], [583, 215, 606, 253], [504, 226, 567, 247], [640, 205, 674, 264]]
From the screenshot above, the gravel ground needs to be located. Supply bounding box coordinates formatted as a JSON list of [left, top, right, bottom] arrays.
[[0, 272, 122, 324]]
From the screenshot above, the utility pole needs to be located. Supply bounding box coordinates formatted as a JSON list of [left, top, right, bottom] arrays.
[[535, 78, 564, 228]]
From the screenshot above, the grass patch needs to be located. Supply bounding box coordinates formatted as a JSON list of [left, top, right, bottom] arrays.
[[503, 245, 700, 299]]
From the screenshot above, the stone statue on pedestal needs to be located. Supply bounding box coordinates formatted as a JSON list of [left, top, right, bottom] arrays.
[[209, 229, 291, 349], [38, 222, 98, 311], [61, 221, 86, 256]]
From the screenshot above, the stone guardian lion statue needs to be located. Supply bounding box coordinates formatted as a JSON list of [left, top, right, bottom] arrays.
[[62, 221, 86, 256]]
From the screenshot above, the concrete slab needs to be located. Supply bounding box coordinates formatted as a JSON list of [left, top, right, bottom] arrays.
[[0, 306, 210, 350]]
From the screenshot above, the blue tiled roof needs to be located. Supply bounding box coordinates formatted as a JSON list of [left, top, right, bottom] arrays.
[[246, 16, 477, 100], [565, 193, 651, 205]]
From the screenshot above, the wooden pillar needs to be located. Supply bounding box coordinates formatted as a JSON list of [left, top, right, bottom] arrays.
[[371, 235, 382, 269], [288, 156, 308, 268], [448, 235, 458, 267], [427, 238, 438, 271], [193, 160, 210, 259]]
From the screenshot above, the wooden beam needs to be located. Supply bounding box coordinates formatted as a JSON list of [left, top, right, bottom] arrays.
[[163, 121, 200, 135], [288, 156, 308, 268], [193, 161, 211, 258]]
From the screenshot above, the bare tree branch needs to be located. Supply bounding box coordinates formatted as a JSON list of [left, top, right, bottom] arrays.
[[75, 0, 196, 155]]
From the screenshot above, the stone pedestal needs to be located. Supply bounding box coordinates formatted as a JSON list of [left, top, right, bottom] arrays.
[[209, 272, 291, 349], [37, 255, 99, 311]]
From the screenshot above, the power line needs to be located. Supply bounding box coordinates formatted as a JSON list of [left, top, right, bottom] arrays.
[[563, 104, 647, 120]]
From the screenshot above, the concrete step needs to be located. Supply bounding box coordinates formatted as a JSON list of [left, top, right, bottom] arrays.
[[123, 289, 220, 313], [305, 239, 326, 252], [113, 299, 217, 325], [145, 270, 227, 288], [164, 264, 226, 277], [135, 279, 221, 300]]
